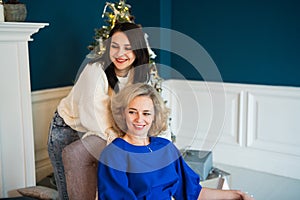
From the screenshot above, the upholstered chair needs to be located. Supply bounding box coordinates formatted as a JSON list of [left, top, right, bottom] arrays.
[[62, 135, 106, 200]]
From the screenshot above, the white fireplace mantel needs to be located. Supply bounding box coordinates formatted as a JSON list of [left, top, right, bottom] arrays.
[[0, 22, 48, 197]]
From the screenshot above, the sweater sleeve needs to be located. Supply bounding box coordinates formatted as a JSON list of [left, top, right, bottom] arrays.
[[58, 62, 116, 141], [97, 148, 137, 200], [173, 155, 202, 199]]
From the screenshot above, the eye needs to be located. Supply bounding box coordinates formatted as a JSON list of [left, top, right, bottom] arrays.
[[125, 46, 132, 51], [143, 112, 151, 116], [111, 44, 119, 49], [128, 110, 136, 114]]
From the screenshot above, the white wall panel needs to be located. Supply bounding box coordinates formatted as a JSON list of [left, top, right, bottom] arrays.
[[31, 80, 300, 180], [220, 90, 240, 146], [31, 86, 71, 182], [162, 80, 241, 150], [247, 90, 300, 156], [162, 79, 300, 180]]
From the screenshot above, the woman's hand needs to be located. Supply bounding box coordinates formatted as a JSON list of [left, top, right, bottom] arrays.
[[234, 190, 255, 200], [198, 187, 255, 200]]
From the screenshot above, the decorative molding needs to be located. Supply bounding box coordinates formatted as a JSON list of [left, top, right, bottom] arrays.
[[0, 22, 48, 41], [162, 80, 241, 150], [162, 79, 300, 180], [30, 80, 300, 180], [0, 22, 48, 197], [31, 86, 72, 182], [247, 89, 300, 156]]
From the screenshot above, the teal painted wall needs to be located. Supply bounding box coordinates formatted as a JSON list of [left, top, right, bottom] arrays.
[[24, 0, 300, 90], [23, 0, 160, 91], [170, 0, 300, 86]]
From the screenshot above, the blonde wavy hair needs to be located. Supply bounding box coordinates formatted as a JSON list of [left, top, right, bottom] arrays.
[[111, 83, 170, 137]]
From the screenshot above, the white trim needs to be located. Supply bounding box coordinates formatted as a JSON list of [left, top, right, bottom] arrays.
[[163, 79, 300, 180], [0, 22, 48, 197], [32, 86, 72, 182], [30, 80, 300, 180]]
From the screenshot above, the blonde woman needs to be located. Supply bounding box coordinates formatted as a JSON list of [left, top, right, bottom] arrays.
[[98, 83, 254, 200]]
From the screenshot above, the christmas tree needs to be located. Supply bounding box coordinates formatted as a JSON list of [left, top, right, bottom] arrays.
[[88, 0, 134, 55]]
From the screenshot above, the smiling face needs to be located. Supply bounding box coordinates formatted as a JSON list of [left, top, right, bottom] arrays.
[[124, 95, 155, 138], [109, 31, 136, 77]]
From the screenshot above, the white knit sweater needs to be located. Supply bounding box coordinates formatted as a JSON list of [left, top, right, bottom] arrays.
[[57, 62, 171, 144], [57, 62, 128, 143]]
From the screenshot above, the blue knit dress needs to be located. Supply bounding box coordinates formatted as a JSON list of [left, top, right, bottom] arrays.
[[97, 137, 202, 200]]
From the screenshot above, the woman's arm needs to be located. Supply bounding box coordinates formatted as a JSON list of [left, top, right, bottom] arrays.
[[78, 63, 112, 137], [98, 150, 138, 200], [57, 62, 112, 140], [198, 187, 255, 200]]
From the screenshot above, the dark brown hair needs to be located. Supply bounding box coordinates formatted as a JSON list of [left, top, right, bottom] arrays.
[[92, 22, 150, 92]]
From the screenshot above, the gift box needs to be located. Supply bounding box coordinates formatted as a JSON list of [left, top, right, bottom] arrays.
[[182, 150, 213, 181]]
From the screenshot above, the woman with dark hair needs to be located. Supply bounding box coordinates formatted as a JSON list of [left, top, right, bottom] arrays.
[[47, 22, 151, 200], [93, 22, 150, 92]]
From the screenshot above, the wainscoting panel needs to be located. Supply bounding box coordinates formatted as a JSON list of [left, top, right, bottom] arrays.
[[162, 79, 300, 180], [220, 90, 241, 146], [31, 81, 300, 181], [31, 86, 72, 182], [247, 89, 300, 156], [162, 80, 241, 151]]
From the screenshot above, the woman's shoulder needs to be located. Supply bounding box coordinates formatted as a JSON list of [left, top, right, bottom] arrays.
[[104, 138, 129, 152], [100, 138, 124, 157], [111, 137, 125, 146], [150, 137, 179, 153], [84, 61, 105, 73], [74, 61, 105, 82], [76, 61, 108, 86], [151, 137, 172, 145]]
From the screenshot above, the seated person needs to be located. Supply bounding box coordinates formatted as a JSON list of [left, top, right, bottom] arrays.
[[97, 83, 254, 200]]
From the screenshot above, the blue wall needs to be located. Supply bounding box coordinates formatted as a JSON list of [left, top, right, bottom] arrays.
[[170, 0, 300, 86], [24, 0, 160, 91], [24, 0, 300, 90], [23, 1, 102, 90]]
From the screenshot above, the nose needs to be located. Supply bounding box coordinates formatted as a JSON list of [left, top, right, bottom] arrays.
[[116, 47, 126, 57], [135, 113, 143, 122]]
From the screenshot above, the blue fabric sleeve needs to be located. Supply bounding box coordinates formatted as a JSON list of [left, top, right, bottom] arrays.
[[173, 156, 202, 199], [97, 162, 138, 200]]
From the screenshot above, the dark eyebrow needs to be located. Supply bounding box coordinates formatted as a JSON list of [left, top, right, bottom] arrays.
[[111, 42, 119, 45], [111, 41, 131, 47], [128, 108, 151, 112]]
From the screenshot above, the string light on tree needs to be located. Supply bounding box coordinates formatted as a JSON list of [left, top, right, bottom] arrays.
[[88, 0, 134, 56]]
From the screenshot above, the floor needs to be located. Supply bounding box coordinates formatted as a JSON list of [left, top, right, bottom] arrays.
[[35, 165, 300, 200], [215, 163, 300, 200]]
